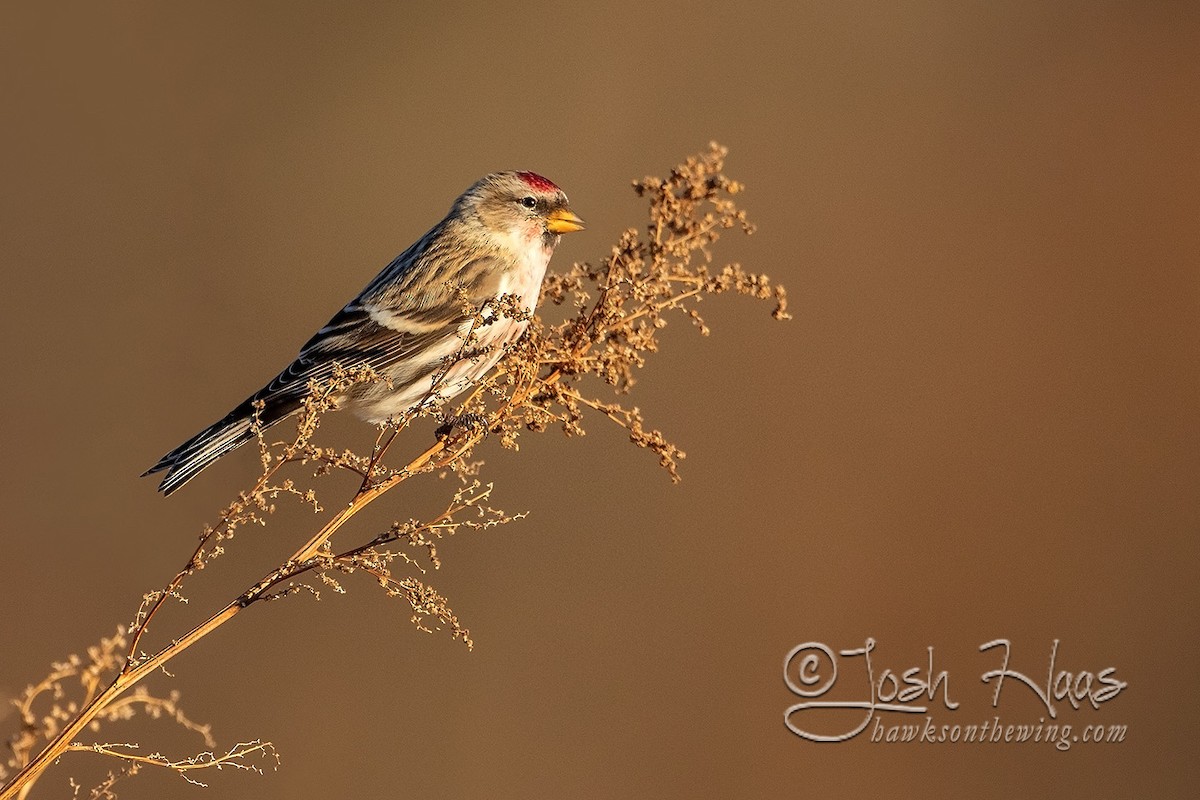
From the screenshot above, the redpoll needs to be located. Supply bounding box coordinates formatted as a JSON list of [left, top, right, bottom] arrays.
[[144, 171, 584, 495]]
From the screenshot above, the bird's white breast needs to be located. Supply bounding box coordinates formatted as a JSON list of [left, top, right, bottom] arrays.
[[497, 225, 554, 313]]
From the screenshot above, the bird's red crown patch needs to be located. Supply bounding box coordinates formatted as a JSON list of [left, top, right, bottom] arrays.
[[516, 171, 560, 194]]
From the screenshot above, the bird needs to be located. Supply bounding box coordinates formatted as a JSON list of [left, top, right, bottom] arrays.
[[143, 171, 584, 495]]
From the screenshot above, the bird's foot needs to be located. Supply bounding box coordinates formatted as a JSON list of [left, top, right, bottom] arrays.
[[436, 413, 490, 440]]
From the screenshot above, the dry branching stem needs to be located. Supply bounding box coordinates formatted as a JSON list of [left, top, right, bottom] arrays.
[[2, 143, 787, 799]]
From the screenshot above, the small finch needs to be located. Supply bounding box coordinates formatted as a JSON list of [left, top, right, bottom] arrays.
[[144, 171, 584, 495]]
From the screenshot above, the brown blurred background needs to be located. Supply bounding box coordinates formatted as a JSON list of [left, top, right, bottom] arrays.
[[2, 2, 1197, 797]]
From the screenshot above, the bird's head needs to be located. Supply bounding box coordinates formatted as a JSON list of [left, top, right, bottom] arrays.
[[455, 171, 585, 254]]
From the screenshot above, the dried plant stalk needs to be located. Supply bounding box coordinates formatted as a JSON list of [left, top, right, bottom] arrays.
[[1, 144, 787, 799]]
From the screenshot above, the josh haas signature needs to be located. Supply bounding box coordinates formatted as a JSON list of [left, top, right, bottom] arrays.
[[783, 638, 1126, 743]]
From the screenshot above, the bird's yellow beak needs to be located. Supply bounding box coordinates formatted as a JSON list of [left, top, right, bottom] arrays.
[[545, 208, 586, 234]]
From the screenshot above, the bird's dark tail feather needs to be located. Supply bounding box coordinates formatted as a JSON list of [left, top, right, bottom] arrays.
[[142, 397, 301, 496]]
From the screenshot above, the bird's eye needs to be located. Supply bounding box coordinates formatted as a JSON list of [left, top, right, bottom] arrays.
[[520, 196, 537, 209]]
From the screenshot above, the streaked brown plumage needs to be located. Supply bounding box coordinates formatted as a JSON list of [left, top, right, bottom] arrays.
[[144, 171, 583, 495]]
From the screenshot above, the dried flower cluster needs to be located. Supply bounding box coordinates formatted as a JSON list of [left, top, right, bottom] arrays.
[[2, 629, 276, 799], [2, 144, 787, 799]]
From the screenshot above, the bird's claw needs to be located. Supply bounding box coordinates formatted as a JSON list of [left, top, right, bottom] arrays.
[[436, 413, 490, 440]]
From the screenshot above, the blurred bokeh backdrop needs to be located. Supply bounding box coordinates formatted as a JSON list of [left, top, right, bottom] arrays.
[[2, 2, 1197, 798]]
